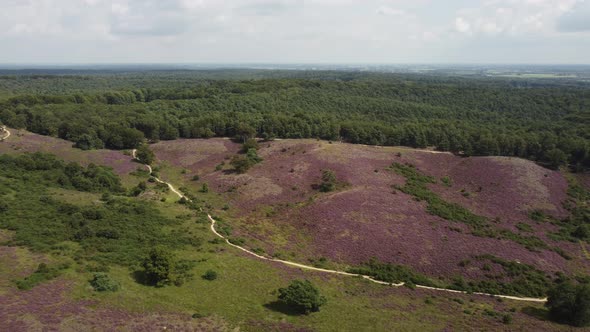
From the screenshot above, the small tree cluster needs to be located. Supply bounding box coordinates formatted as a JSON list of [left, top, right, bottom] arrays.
[[319, 169, 337, 192], [278, 279, 327, 314], [230, 140, 263, 174], [136, 144, 155, 165], [141, 246, 194, 287], [546, 281, 590, 327]]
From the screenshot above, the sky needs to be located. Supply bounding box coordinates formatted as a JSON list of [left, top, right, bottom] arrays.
[[0, 0, 589, 64]]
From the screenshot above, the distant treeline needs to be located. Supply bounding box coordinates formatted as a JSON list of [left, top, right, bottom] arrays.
[[0, 73, 588, 169]]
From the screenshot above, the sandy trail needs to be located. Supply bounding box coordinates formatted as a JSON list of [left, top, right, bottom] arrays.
[[123, 148, 547, 302], [0, 127, 10, 141]]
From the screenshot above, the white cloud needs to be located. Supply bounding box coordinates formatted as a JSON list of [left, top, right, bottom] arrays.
[[0, 0, 587, 63], [376, 6, 406, 16], [455, 17, 471, 33], [110, 3, 129, 15]]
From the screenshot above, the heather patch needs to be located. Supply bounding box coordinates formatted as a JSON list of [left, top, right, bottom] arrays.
[[0, 130, 136, 175], [151, 139, 577, 280], [412, 154, 568, 224], [0, 278, 229, 331]]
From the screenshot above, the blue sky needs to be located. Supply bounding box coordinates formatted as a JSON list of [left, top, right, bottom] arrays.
[[0, 0, 589, 64]]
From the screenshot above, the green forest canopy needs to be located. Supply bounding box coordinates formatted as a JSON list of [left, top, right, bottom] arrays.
[[0, 70, 588, 169]]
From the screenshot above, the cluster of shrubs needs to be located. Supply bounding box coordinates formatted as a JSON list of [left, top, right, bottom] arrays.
[[15, 263, 70, 290], [0, 153, 123, 193], [390, 163, 487, 228], [230, 139, 263, 174], [140, 246, 195, 287]]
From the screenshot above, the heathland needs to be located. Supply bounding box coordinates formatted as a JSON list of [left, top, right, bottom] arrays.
[[0, 70, 589, 331]]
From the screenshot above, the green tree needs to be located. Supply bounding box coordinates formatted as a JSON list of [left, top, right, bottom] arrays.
[[278, 279, 327, 314], [319, 169, 337, 192], [235, 123, 256, 143], [546, 281, 590, 327], [141, 246, 176, 287], [230, 155, 253, 174], [242, 138, 259, 152], [136, 144, 155, 165], [545, 148, 567, 170]]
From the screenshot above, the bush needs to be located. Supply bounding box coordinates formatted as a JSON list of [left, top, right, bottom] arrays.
[[15, 263, 65, 290], [230, 155, 252, 174], [319, 169, 337, 192], [242, 138, 259, 152], [90, 273, 120, 292], [136, 144, 155, 165], [278, 280, 327, 314], [546, 281, 590, 327], [202, 270, 218, 281], [140, 246, 194, 287]]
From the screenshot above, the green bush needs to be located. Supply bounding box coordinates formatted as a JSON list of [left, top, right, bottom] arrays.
[[136, 144, 155, 165], [15, 263, 65, 290], [348, 258, 438, 287], [202, 270, 218, 281], [141, 247, 194, 287], [319, 169, 337, 192], [90, 273, 120, 292], [278, 280, 327, 314], [546, 281, 590, 327]]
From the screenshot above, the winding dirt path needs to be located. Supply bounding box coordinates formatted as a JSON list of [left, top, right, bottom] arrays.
[[0, 127, 10, 141], [134, 149, 547, 303]]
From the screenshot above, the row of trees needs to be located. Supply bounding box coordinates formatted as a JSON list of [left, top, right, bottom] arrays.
[[0, 73, 588, 169]]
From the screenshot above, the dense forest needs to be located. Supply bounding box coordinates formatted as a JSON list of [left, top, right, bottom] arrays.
[[0, 70, 588, 170]]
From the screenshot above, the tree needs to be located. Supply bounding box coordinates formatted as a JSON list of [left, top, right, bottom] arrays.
[[546, 281, 590, 327], [136, 144, 155, 165], [230, 155, 253, 174], [544, 148, 567, 170], [278, 279, 327, 314], [141, 246, 176, 287], [242, 138, 259, 152], [235, 123, 256, 143], [319, 169, 337, 192]]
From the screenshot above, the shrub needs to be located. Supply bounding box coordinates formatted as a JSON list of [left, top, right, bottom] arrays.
[[230, 155, 252, 174], [502, 314, 513, 325], [15, 263, 65, 290], [140, 246, 194, 287], [202, 270, 218, 281], [348, 258, 437, 287], [191, 175, 200, 181], [319, 169, 337, 192], [278, 280, 327, 314], [546, 281, 590, 327], [90, 273, 120, 292], [441, 176, 452, 187], [136, 144, 155, 165], [200, 183, 209, 193], [242, 138, 259, 152]]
